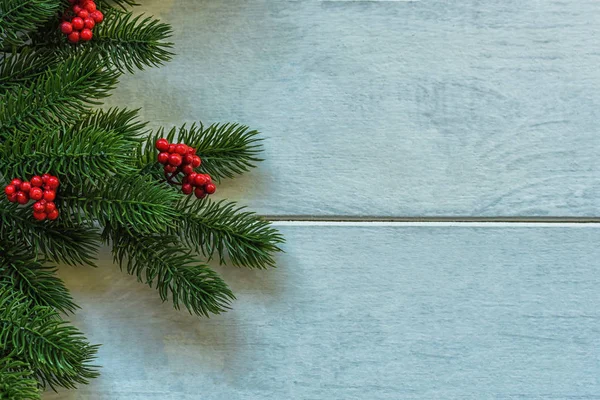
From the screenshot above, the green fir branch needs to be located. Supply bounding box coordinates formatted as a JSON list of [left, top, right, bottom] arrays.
[[0, 0, 60, 48], [59, 175, 179, 233], [139, 123, 264, 182], [73, 107, 148, 145], [95, 0, 139, 11], [176, 198, 284, 269], [0, 125, 136, 187], [0, 287, 99, 390], [0, 357, 40, 400], [93, 11, 173, 73], [0, 239, 77, 313], [107, 227, 235, 317], [0, 198, 100, 266], [0, 49, 56, 94], [0, 50, 119, 133]]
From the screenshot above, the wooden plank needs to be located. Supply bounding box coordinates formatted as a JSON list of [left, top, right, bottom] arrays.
[[103, 0, 600, 217], [45, 224, 600, 399]]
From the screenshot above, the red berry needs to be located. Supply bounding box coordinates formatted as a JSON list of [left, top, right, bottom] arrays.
[[157, 152, 169, 164], [77, 10, 89, 19], [183, 154, 194, 165], [71, 17, 84, 30], [46, 176, 59, 189], [168, 153, 182, 167], [181, 184, 193, 195], [60, 21, 73, 34], [33, 212, 47, 221], [168, 144, 176, 153], [45, 202, 56, 213], [156, 138, 170, 152], [4, 185, 16, 196], [10, 179, 22, 189], [194, 187, 206, 199], [73, 5, 82, 13], [20, 181, 31, 193], [194, 174, 209, 186], [188, 173, 198, 183], [43, 190, 56, 202], [17, 192, 29, 204], [84, 17, 95, 29], [41, 174, 50, 183], [187, 147, 196, 155], [30, 176, 43, 187], [80, 28, 93, 41], [182, 165, 194, 175], [164, 165, 177, 174], [47, 209, 59, 221], [205, 183, 216, 194], [7, 193, 17, 203], [83, 1, 97, 12], [191, 156, 201, 168], [91, 10, 103, 23], [29, 187, 43, 201], [68, 31, 80, 43], [175, 144, 188, 155], [33, 201, 46, 213]]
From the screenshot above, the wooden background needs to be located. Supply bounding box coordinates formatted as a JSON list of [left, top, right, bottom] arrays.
[[46, 1, 599, 398]]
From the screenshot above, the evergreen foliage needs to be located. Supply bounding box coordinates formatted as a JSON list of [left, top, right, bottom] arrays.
[[0, 0, 283, 394]]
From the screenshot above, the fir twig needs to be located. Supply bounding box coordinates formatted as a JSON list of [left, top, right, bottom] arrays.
[[0, 287, 100, 390], [106, 227, 235, 317], [0, 0, 60, 48], [139, 123, 264, 182], [175, 198, 284, 269], [0, 357, 40, 400], [0, 198, 100, 266], [93, 11, 173, 73], [0, 50, 119, 133], [0, 239, 78, 313], [59, 175, 179, 233]]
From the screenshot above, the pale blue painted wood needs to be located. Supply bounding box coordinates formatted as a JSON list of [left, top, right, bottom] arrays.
[[45, 225, 600, 399], [105, 0, 600, 217]]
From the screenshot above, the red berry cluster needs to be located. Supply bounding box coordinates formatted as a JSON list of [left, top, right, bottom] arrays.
[[60, 0, 104, 44], [4, 175, 60, 221], [155, 138, 216, 199]]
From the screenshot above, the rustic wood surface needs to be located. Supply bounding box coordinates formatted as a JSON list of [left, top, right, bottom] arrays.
[[104, 0, 600, 217], [45, 224, 600, 399]]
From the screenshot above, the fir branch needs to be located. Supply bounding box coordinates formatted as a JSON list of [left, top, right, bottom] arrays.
[[139, 123, 264, 182], [175, 198, 284, 269], [0, 239, 77, 313], [59, 175, 179, 233], [0, 0, 60, 48], [0, 125, 136, 187], [107, 227, 234, 317], [73, 107, 148, 145], [0, 287, 99, 390], [0, 357, 40, 400], [0, 50, 119, 133], [0, 49, 56, 94], [95, 0, 139, 11], [93, 11, 173, 73], [0, 198, 100, 266]]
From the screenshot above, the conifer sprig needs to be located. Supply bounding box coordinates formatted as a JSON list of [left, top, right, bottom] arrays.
[[0, 288, 100, 390], [139, 123, 264, 182], [0, 357, 40, 400], [0, 0, 60, 47], [94, 11, 173, 73], [106, 227, 235, 317], [176, 198, 284, 269], [0, 198, 99, 266], [0, 239, 78, 313]]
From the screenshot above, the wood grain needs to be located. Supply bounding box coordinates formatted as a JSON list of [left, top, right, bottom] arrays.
[[44, 224, 600, 399], [104, 0, 600, 217]]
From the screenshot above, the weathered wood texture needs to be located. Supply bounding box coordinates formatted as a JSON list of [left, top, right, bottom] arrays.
[[105, 0, 600, 217], [45, 225, 600, 399]]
